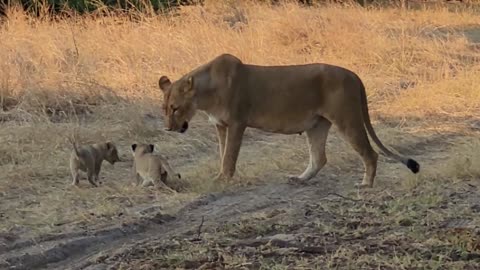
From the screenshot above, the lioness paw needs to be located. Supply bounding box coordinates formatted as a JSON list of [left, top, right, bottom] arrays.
[[355, 182, 373, 189], [213, 173, 233, 183], [287, 175, 307, 185], [287, 175, 299, 181]]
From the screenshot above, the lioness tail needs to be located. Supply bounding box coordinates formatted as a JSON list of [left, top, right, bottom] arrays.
[[358, 80, 420, 174]]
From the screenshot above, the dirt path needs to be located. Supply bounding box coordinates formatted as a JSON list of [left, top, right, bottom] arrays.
[[1, 177, 338, 269]]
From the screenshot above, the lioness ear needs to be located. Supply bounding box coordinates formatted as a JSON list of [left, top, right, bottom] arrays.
[[149, 144, 155, 152], [187, 76, 193, 88], [159, 76, 171, 92], [131, 144, 137, 152], [184, 76, 194, 92]]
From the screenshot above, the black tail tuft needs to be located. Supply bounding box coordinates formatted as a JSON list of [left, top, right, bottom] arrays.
[[406, 159, 420, 174]]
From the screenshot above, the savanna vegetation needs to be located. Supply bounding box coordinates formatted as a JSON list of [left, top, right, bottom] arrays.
[[0, 0, 479, 269]]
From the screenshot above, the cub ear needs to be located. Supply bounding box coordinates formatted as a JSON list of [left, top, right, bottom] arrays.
[[149, 144, 155, 152], [131, 144, 137, 152], [106, 141, 113, 150], [159, 76, 171, 92]]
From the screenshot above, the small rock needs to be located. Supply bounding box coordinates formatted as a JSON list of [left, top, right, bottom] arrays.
[[471, 204, 480, 213], [400, 80, 416, 89], [398, 218, 414, 226], [269, 233, 296, 242], [347, 221, 360, 229], [85, 265, 108, 270]]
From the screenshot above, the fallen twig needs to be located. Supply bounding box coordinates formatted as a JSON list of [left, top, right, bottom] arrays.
[[322, 192, 362, 202], [197, 216, 205, 239], [219, 237, 337, 255], [190, 216, 205, 242]]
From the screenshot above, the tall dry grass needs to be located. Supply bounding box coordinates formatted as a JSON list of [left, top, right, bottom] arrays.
[[1, 0, 480, 237], [0, 1, 479, 121]]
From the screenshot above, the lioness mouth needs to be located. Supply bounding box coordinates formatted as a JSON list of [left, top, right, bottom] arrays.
[[180, 122, 189, 133]]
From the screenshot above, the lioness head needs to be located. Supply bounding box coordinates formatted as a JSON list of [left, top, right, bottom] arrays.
[[104, 141, 121, 165], [158, 75, 196, 133]]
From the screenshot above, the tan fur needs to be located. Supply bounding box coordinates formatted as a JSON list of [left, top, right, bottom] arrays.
[[131, 143, 181, 192], [69, 137, 121, 187], [158, 53, 420, 187]]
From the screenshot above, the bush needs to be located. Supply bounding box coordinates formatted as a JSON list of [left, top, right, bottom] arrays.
[[1, 0, 197, 15]]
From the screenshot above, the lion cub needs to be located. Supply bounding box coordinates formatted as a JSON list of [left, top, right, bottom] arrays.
[[131, 143, 181, 192], [69, 139, 121, 187]]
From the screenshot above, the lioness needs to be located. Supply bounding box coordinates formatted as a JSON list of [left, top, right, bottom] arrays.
[[158, 53, 420, 187], [69, 138, 121, 187], [131, 143, 181, 192]]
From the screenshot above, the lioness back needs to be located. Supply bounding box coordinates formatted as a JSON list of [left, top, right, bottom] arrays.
[[224, 61, 361, 134]]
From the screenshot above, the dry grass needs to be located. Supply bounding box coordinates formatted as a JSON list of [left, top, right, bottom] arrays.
[[0, 1, 479, 267], [1, 1, 479, 119]]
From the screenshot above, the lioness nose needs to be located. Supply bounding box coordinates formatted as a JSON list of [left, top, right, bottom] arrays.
[[180, 122, 189, 133]]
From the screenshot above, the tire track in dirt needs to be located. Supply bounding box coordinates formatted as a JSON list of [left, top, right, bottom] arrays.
[[65, 181, 335, 270]]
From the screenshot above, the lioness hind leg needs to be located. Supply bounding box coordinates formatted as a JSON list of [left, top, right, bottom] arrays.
[[289, 118, 331, 182], [336, 120, 378, 188]]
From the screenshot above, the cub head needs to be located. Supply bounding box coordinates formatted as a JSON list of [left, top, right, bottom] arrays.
[[131, 143, 155, 155], [158, 75, 197, 133], [104, 141, 121, 165], [160, 171, 182, 183]]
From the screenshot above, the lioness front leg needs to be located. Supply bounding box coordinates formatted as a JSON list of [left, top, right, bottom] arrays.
[[215, 123, 246, 181], [215, 124, 227, 169], [289, 118, 331, 182]]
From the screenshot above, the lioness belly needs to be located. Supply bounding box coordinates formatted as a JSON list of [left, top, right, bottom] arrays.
[[248, 114, 320, 135]]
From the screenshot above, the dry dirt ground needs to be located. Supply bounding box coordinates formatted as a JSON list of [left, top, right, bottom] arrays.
[[1, 2, 480, 270], [0, 103, 479, 270]]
